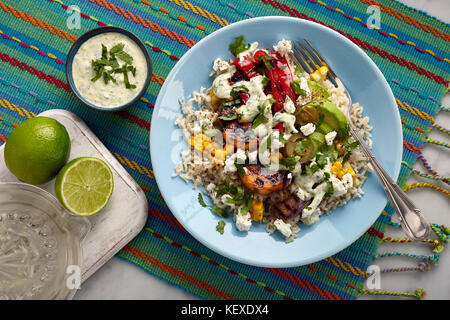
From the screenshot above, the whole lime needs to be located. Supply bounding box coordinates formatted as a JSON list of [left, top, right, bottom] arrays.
[[4, 117, 71, 185]]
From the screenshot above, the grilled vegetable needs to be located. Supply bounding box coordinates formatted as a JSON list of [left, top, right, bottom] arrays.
[[294, 104, 320, 126], [219, 105, 239, 121], [271, 194, 312, 220], [232, 56, 259, 79], [241, 164, 288, 195], [250, 200, 264, 222], [222, 120, 257, 150], [283, 133, 315, 164]]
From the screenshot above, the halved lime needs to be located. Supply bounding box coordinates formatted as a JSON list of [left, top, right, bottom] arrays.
[[55, 157, 114, 216]]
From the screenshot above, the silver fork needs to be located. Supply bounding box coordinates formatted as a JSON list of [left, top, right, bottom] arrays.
[[291, 39, 431, 241]]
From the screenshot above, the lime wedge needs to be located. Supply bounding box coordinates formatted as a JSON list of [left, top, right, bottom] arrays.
[[55, 157, 114, 216]]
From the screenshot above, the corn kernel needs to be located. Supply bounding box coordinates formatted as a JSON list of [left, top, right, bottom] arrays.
[[250, 200, 264, 222], [310, 71, 321, 82], [335, 140, 345, 155], [344, 166, 356, 177], [319, 65, 329, 76], [189, 134, 212, 152], [209, 90, 221, 108], [310, 66, 328, 82]]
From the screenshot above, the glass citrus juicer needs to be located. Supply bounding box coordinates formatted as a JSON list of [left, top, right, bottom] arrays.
[[0, 182, 90, 300]]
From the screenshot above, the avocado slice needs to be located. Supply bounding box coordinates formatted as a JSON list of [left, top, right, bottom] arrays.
[[308, 131, 325, 157], [316, 122, 333, 135], [307, 80, 330, 102], [315, 101, 349, 139], [309, 131, 325, 145]]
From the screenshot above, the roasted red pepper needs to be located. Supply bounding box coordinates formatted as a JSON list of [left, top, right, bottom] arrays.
[[273, 122, 285, 132], [238, 92, 250, 104], [232, 56, 259, 79], [258, 51, 296, 114], [253, 50, 267, 63]]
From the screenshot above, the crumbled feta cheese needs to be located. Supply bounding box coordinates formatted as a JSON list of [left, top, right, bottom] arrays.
[[300, 123, 316, 136], [325, 131, 337, 146], [206, 183, 216, 193], [247, 150, 258, 164], [253, 123, 269, 138], [236, 211, 252, 231], [273, 39, 292, 57], [224, 154, 237, 173], [330, 175, 347, 197], [331, 173, 353, 197], [283, 96, 296, 114], [295, 77, 312, 106], [274, 219, 292, 238], [212, 58, 231, 74], [235, 148, 247, 164], [342, 173, 354, 189], [271, 130, 285, 149]]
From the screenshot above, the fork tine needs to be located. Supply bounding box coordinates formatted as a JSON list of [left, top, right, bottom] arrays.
[[288, 52, 305, 73], [293, 44, 314, 74], [303, 39, 338, 86], [296, 41, 320, 70]]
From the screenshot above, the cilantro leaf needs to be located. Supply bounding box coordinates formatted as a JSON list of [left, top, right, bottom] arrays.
[[109, 43, 125, 55], [230, 85, 249, 99], [212, 206, 229, 218], [216, 220, 226, 235], [198, 192, 229, 218], [234, 161, 246, 178], [258, 54, 274, 70], [295, 139, 310, 154], [91, 43, 136, 89], [326, 181, 334, 196], [198, 193, 208, 207], [291, 80, 307, 96], [115, 50, 133, 65], [280, 156, 300, 171], [229, 36, 250, 57], [279, 131, 288, 143], [251, 112, 267, 129]]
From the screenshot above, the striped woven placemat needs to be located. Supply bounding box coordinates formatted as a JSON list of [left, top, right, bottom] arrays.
[[0, 0, 448, 300]]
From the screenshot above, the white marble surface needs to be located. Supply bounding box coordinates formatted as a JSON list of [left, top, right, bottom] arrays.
[[74, 0, 450, 300]]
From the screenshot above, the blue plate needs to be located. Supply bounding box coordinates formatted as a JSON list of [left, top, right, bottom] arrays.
[[150, 17, 402, 267]]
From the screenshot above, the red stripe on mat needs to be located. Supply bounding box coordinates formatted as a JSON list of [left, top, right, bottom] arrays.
[[0, 51, 71, 92], [123, 244, 237, 300]]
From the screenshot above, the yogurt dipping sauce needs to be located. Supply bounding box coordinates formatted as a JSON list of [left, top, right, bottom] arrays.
[[72, 32, 148, 109]]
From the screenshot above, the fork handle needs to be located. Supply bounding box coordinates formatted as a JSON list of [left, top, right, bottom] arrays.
[[349, 126, 431, 241]]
